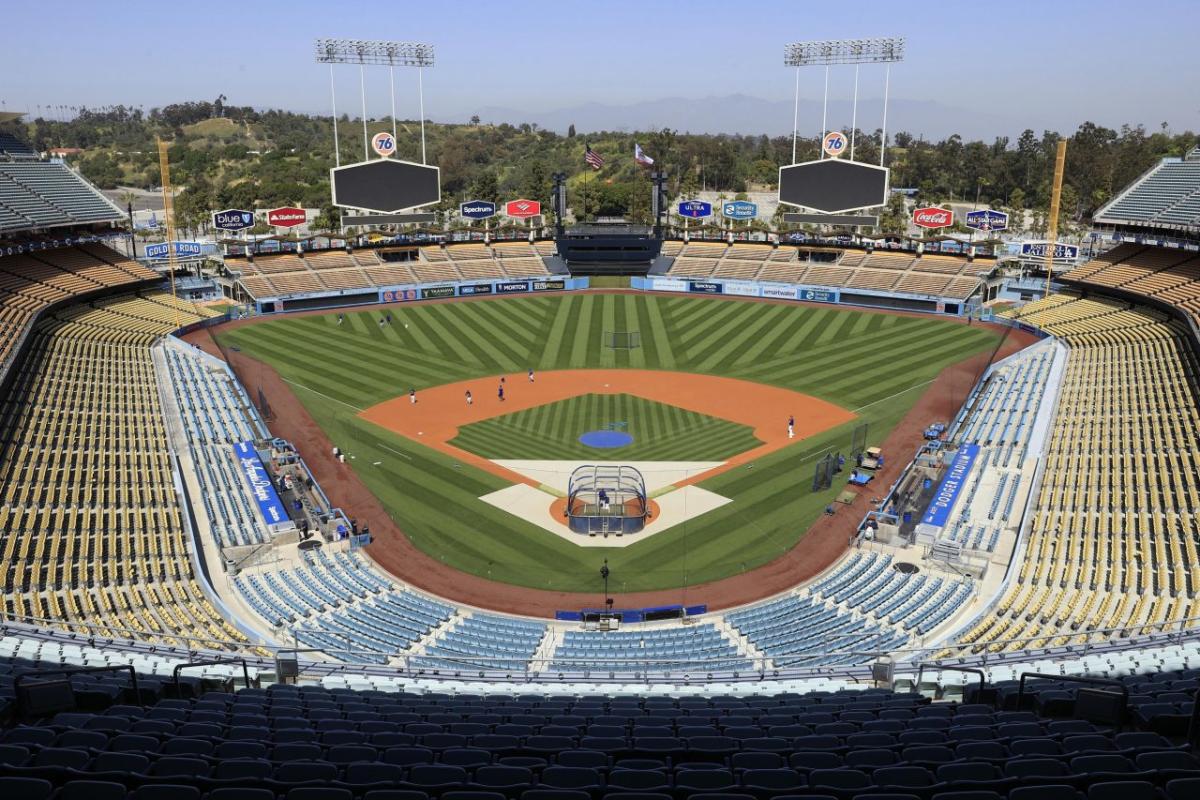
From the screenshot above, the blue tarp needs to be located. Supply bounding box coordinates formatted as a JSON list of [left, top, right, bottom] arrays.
[[921, 443, 981, 528], [233, 440, 293, 533]]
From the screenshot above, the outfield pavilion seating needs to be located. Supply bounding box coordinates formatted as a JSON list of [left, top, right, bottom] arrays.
[[0, 161, 123, 232], [235, 245, 553, 300], [0, 289, 248, 651], [0, 131, 39, 159], [667, 242, 983, 300], [1093, 148, 1200, 229], [161, 341, 272, 549], [954, 295, 1200, 654]]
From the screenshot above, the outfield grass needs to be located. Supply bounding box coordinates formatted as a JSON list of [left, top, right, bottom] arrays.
[[451, 393, 761, 461], [218, 292, 1000, 592]]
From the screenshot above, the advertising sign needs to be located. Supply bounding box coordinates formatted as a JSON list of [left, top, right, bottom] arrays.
[[1020, 241, 1079, 259], [267, 207, 307, 227], [964, 208, 1009, 232], [822, 130, 848, 158], [460, 200, 497, 220], [799, 288, 839, 304], [650, 277, 688, 292], [531, 279, 565, 292], [421, 285, 456, 299], [689, 280, 724, 294], [371, 131, 397, 158], [723, 280, 759, 297], [721, 200, 757, 220], [921, 443, 981, 528], [677, 200, 713, 219], [761, 284, 799, 300], [233, 441, 293, 533], [496, 281, 530, 293], [212, 209, 254, 231], [505, 199, 541, 218], [380, 288, 419, 303], [144, 241, 203, 259], [912, 207, 954, 229], [458, 283, 493, 296]]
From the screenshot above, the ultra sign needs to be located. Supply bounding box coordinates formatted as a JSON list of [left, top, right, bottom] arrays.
[[677, 200, 713, 219]]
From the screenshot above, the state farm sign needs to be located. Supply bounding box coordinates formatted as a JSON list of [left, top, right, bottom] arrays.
[[912, 207, 953, 229], [505, 199, 541, 218], [267, 207, 307, 227]]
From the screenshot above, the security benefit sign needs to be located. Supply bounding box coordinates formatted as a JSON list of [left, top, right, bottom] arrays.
[[233, 441, 295, 534], [921, 443, 981, 528]]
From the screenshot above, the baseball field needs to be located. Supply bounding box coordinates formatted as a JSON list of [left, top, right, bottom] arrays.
[[216, 292, 1001, 593]]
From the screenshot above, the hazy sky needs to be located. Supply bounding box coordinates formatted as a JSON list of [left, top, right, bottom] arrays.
[[3, 0, 1197, 138]]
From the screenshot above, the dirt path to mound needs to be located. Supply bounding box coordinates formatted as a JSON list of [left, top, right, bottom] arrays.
[[185, 302, 1039, 618], [359, 370, 854, 490]]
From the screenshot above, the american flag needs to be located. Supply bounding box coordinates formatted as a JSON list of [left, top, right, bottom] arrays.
[[584, 144, 604, 170]]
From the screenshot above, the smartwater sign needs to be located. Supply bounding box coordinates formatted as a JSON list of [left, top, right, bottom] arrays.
[[761, 284, 799, 300], [799, 288, 839, 304], [145, 241, 203, 259], [233, 441, 293, 534], [922, 443, 981, 528], [1020, 241, 1079, 260]]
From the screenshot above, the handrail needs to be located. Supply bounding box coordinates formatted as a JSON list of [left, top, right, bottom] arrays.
[[1017, 671, 1128, 730], [13, 664, 140, 717], [916, 663, 985, 700], [173, 658, 253, 694]]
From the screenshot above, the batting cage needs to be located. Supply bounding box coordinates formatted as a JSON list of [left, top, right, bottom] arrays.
[[566, 464, 650, 534], [604, 330, 642, 350], [850, 422, 869, 460], [811, 453, 838, 492]]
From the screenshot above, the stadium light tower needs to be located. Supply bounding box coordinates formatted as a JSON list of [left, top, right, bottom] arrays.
[[784, 37, 904, 165], [315, 38, 436, 166]]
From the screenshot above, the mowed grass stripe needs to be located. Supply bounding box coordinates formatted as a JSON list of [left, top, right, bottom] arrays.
[[221, 292, 1001, 592]]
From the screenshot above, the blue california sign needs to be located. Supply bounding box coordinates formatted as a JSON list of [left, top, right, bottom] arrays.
[[964, 209, 1009, 232], [460, 200, 497, 220], [212, 209, 255, 231], [144, 241, 203, 259], [722, 200, 757, 220], [678, 200, 712, 219]]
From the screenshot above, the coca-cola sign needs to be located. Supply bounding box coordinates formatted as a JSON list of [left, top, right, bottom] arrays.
[[912, 206, 953, 229], [267, 207, 307, 227]]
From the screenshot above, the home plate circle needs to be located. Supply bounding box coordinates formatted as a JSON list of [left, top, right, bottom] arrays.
[[579, 430, 633, 448]]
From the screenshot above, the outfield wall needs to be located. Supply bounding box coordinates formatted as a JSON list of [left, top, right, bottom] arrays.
[[631, 276, 973, 316], [252, 276, 590, 315]]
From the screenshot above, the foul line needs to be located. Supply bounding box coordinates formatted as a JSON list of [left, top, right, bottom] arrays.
[[852, 378, 935, 415], [377, 442, 413, 461], [282, 378, 365, 413]]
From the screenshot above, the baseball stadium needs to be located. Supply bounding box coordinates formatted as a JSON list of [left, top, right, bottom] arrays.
[[1, 10, 1200, 800]]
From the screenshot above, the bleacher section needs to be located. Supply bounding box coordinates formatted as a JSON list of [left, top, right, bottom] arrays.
[[161, 341, 272, 549], [958, 295, 1200, 652], [0, 291, 246, 650], [0, 161, 123, 232], [1063, 243, 1200, 332], [235, 244, 552, 301], [0, 245, 157, 371], [0, 131, 39, 160], [667, 243, 984, 300], [1093, 148, 1200, 229]]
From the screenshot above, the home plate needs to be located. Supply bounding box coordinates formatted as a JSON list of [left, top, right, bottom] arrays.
[[478, 483, 731, 547]]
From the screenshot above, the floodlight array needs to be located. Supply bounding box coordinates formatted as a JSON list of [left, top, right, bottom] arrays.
[[784, 37, 904, 66], [315, 38, 435, 67]]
